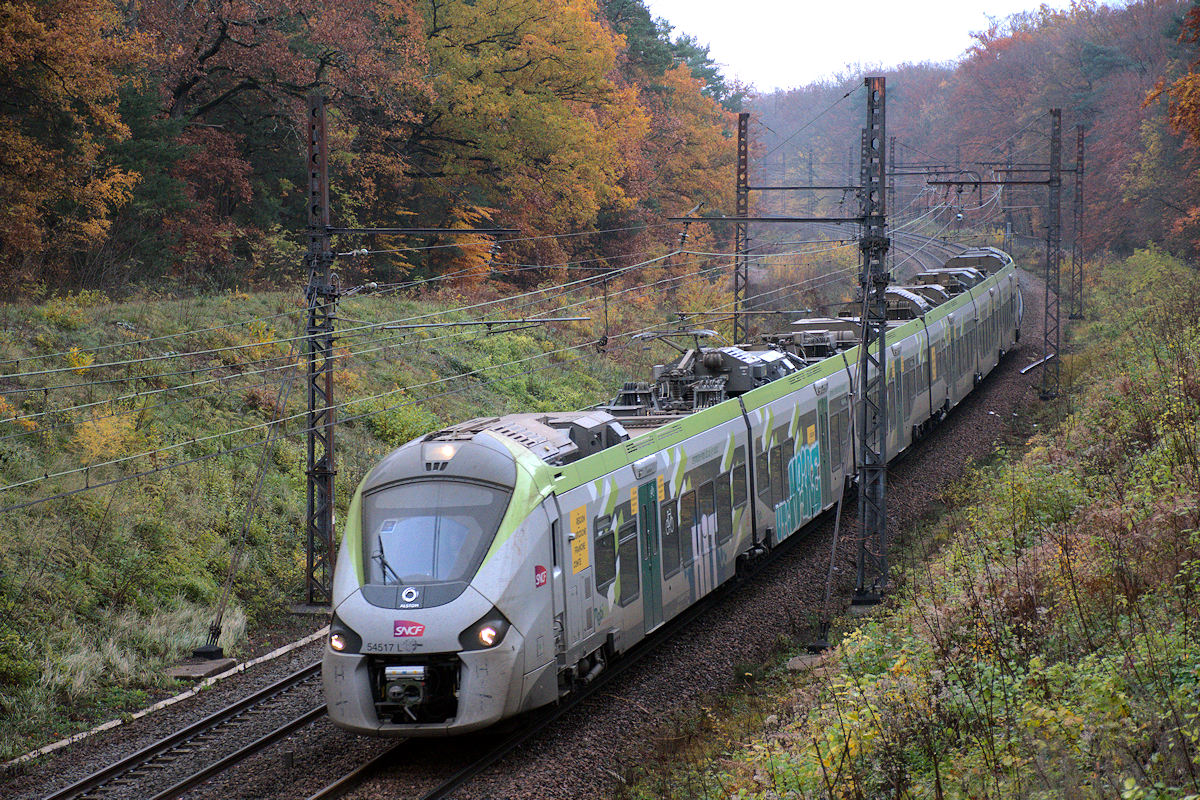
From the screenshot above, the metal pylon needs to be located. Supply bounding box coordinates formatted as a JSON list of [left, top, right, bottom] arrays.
[[305, 95, 338, 606], [1069, 124, 1085, 320], [1041, 109, 1062, 400], [734, 112, 749, 343], [855, 76, 890, 600]]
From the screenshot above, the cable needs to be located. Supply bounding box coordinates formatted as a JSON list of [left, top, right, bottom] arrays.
[[0, 305, 307, 369], [760, 86, 861, 162], [351, 222, 673, 256], [0, 250, 688, 390], [0, 251, 743, 438], [0, 222, 684, 369], [0, 256, 860, 509]]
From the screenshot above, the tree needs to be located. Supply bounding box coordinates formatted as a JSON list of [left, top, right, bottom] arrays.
[[391, 0, 650, 271], [1144, 2, 1200, 255], [671, 34, 746, 112], [120, 0, 429, 283], [0, 0, 145, 287]]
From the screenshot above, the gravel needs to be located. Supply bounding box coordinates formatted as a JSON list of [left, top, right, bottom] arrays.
[[2, 638, 326, 800]]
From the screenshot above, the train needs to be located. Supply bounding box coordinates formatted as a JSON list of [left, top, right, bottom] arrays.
[[322, 246, 1022, 736]]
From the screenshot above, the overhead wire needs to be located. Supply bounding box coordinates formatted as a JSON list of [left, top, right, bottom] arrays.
[[4, 208, 972, 506], [0, 251, 729, 427], [0, 250, 688, 389], [12, 223, 985, 516], [759, 86, 861, 162], [0, 249, 758, 438], [348, 222, 673, 257], [0, 255, 865, 511], [0, 221, 681, 369]]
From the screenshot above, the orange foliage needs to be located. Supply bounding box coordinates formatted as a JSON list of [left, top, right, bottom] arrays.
[[0, 0, 146, 284]]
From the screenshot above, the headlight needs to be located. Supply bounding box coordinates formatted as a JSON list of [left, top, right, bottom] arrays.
[[458, 607, 511, 651], [329, 614, 362, 654]]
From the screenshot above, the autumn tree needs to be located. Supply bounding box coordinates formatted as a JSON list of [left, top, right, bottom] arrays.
[[1143, 0, 1200, 255], [390, 0, 650, 276], [108, 0, 429, 284], [0, 0, 145, 288], [600, 0, 737, 270]]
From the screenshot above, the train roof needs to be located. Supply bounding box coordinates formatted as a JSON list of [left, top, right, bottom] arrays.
[[423, 411, 631, 467], [408, 249, 1017, 471]]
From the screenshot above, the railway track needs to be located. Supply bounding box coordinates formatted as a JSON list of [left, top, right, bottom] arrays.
[[44, 664, 324, 800]]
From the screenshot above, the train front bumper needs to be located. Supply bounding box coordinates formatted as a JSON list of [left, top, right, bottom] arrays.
[[322, 628, 525, 737]]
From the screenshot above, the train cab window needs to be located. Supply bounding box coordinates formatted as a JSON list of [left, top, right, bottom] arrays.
[[594, 522, 616, 595], [699, 481, 716, 550], [717, 473, 734, 545], [363, 480, 510, 586], [731, 460, 748, 510], [756, 451, 771, 505], [769, 445, 785, 507], [617, 523, 639, 606]]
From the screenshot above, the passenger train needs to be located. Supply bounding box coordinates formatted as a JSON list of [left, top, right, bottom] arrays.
[[322, 246, 1022, 736]]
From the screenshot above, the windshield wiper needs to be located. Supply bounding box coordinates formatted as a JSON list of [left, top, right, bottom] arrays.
[[373, 535, 402, 585]]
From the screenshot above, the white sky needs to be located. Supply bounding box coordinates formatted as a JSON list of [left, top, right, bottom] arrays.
[[641, 0, 1080, 92]]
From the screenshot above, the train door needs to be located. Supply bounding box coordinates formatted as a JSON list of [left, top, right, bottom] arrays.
[[638, 481, 663, 633], [817, 395, 833, 508]]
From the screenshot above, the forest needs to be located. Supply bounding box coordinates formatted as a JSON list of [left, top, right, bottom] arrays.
[[0, 0, 742, 293], [8, 1, 1200, 300], [751, 0, 1200, 263], [5, 0, 1200, 776]]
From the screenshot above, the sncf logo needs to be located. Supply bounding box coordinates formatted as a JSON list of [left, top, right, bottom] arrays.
[[393, 620, 426, 637], [534, 565, 548, 588]]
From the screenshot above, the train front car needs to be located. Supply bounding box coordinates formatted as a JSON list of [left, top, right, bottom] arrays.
[[323, 428, 559, 736]]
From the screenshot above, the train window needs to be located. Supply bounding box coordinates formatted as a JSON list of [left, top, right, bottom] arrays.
[[363, 480, 510, 586], [717, 473, 734, 545], [595, 527, 616, 594], [829, 409, 842, 471], [659, 497, 678, 569], [699, 481, 716, 552], [617, 524, 639, 606], [756, 450, 770, 504], [732, 460, 747, 509], [665, 491, 694, 576], [888, 378, 899, 431], [679, 488, 694, 566], [903, 364, 917, 420], [770, 446, 785, 507], [837, 403, 851, 466], [783, 437, 795, 475], [660, 496, 677, 576]]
